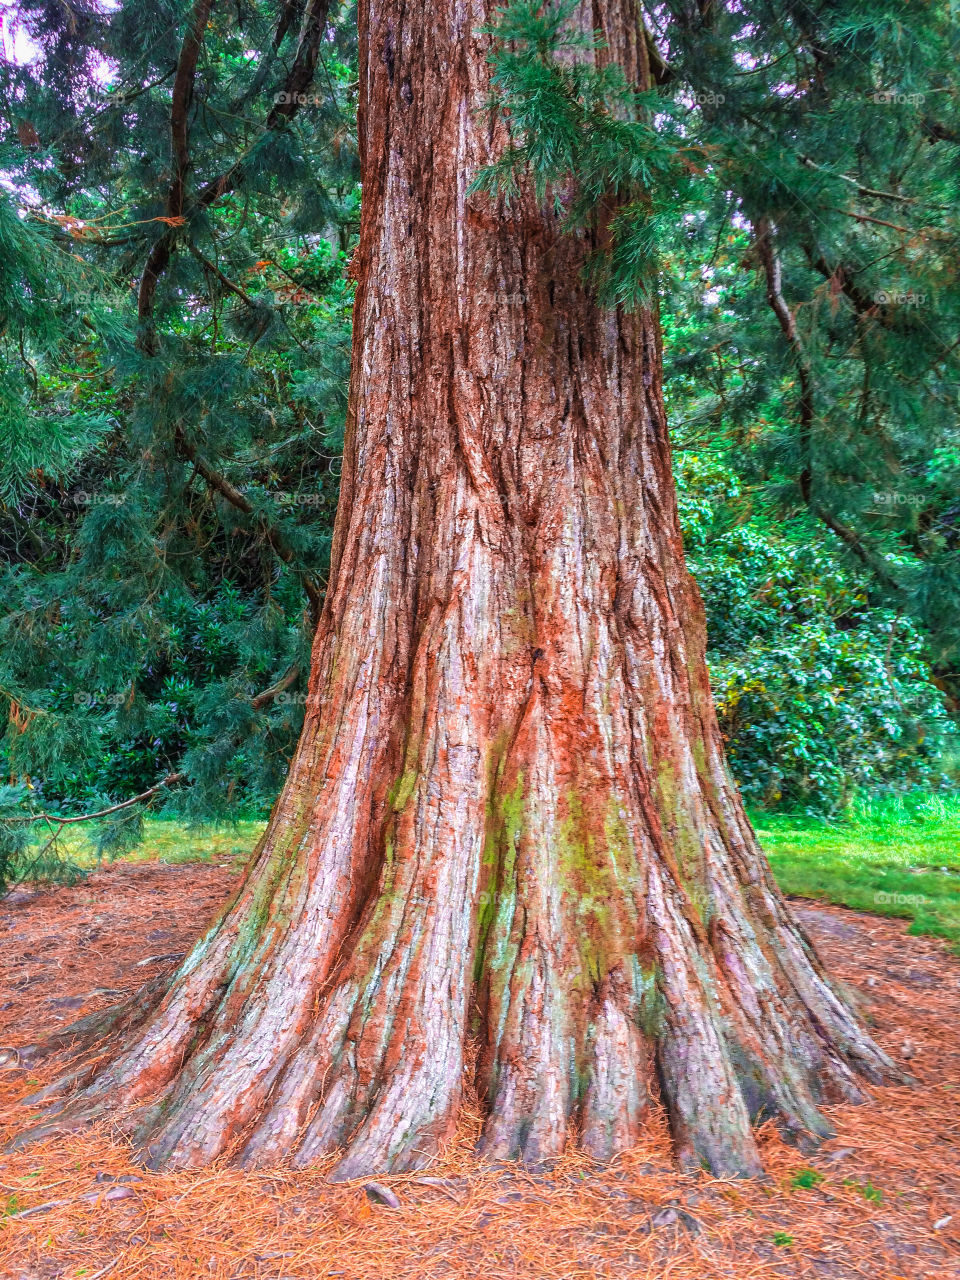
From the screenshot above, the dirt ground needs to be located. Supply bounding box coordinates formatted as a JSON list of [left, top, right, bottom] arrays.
[[0, 861, 957, 1280]]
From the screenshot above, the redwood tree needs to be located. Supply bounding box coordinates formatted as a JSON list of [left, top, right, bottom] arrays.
[[20, 0, 899, 1177]]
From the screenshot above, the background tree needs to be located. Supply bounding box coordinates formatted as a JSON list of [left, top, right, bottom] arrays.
[[0, 0, 358, 881], [650, 0, 960, 704]]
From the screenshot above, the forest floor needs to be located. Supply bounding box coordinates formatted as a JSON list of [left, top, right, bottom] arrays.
[[0, 861, 958, 1280]]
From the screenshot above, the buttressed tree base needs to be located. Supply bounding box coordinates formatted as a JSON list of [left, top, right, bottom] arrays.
[[17, 0, 901, 1178]]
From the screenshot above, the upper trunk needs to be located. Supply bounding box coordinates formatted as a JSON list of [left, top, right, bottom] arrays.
[[14, 0, 901, 1178]]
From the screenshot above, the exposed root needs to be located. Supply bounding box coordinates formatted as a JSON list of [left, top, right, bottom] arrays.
[[6, 716, 906, 1180]]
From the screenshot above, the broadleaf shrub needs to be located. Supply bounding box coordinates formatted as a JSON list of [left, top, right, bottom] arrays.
[[678, 453, 957, 813]]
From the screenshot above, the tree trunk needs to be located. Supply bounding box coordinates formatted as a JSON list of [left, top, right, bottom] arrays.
[[21, 0, 899, 1178]]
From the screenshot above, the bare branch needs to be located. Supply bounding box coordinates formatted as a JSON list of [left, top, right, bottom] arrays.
[[7, 773, 185, 827]]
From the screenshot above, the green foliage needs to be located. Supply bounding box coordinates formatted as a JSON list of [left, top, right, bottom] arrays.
[[0, 0, 358, 872], [843, 1179, 884, 1204], [678, 452, 956, 811], [3, 1192, 23, 1219], [790, 1168, 825, 1190], [0, 186, 114, 504]]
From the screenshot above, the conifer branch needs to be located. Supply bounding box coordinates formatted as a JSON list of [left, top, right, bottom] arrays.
[[794, 152, 916, 205], [251, 664, 302, 710], [136, 0, 331, 350], [186, 244, 261, 308], [137, 0, 217, 351], [228, 0, 304, 111], [174, 429, 324, 621], [193, 0, 332, 208], [802, 249, 885, 322], [754, 217, 902, 596]]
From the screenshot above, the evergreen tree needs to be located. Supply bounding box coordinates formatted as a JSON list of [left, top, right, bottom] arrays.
[[0, 0, 359, 884]]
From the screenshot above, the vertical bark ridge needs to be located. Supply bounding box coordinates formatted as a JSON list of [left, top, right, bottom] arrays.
[[580, 967, 651, 1161]]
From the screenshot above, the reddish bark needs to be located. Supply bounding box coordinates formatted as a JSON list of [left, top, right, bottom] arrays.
[[18, 0, 901, 1177]]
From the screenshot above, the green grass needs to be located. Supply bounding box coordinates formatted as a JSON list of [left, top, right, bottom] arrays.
[[752, 792, 960, 951], [789, 1167, 825, 1190], [18, 792, 960, 949], [37, 817, 267, 873], [842, 1178, 884, 1204]]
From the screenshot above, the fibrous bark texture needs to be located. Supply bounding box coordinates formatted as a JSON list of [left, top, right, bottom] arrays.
[[21, 0, 899, 1178]]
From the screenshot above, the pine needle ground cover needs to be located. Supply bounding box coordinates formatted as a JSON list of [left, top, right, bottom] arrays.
[[0, 861, 957, 1279]]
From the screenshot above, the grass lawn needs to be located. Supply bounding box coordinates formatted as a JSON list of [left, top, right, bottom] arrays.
[[44, 817, 268, 871], [752, 793, 960, 951], [20, 792, 960, 950]]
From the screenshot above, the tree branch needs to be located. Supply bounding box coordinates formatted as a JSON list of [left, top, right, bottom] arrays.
[[194, 0, 332, 209], [187, 242, 261, 308], [228, 0, 305, 111], [7, 773, 185, 827], [174, 429, 323, 620], [754, 215, 814, 450], [251, 663, 302, 710], [641, 23, 672, 86], [137, 0, 217, 351], [754, 218, 902, 595], [137, 0, 331, 351], [795, 153, 916, 205], [802, 247, 887, 322]]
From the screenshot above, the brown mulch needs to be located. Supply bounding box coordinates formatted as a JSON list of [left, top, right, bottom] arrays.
[[0, 863, 957, 1280]]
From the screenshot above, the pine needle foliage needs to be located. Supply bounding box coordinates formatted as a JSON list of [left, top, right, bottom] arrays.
[[474, 0, 693, 304], [0, 0, 359, 887]]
